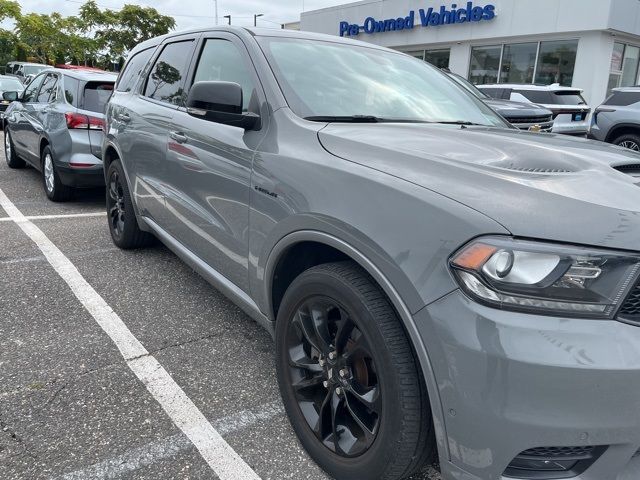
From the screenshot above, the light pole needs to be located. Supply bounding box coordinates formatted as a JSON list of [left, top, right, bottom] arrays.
[[223, 14, 231, 25], [214, 0, 218, 25], [253, 13, 264, 26]]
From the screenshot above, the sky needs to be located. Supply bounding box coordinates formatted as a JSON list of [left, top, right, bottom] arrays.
[[7, 0, 350, 30]]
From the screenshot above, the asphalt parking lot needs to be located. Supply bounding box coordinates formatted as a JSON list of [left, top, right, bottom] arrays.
[[0, 132, 441, 480]]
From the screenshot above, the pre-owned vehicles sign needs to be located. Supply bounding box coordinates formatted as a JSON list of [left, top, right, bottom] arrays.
[[339, 2, 496, 37]]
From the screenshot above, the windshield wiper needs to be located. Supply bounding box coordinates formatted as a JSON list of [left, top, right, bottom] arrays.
[[433, 120, 485, 126], [304, 115, 382, 123], [304, 115, 432, 124]]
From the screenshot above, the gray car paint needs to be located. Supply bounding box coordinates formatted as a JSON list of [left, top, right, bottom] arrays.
[[589, 87, 640, 146], [5, 68, 117, 186], [104, 26, 640, 480]]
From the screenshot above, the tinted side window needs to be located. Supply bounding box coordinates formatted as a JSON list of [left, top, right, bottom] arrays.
[[478, 88, 502, 99], [22, 74, 46, 102], [37, 74, 57, 103], [192, 39, 256, 111], [603, 91, 640, 106], [116, 47, 154, 93], [144, 41, 193, 106], [63, 76, 80, 106], [515, 90, 553, 104]]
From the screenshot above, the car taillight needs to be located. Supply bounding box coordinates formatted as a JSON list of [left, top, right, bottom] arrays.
[[65, 112, 104, 130]]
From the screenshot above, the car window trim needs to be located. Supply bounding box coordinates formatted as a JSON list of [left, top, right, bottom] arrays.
[[180, 31, 266, 116], [116, 46, 157, 94], [141, 34, 200, 110]]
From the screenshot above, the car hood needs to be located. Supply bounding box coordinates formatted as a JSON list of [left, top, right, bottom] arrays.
[[483, 98, 552, 116], [318, 123, 640, 251]]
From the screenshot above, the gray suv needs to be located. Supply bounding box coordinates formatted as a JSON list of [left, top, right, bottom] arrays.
[[3, 68, 116, 201], [104, 27, 640, 480], [588, 86, 640, 150]]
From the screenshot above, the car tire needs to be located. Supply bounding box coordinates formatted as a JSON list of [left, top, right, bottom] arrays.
[[4, 130, 25, 168], [275, 261, 435, 480], [613, 132, 640, 151], [106, 159, 154, 249], [42, 145, 73, 202]]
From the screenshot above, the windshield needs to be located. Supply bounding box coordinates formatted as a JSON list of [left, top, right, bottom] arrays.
[[0, 78, 24, 92], [448, 73, 489, 100], [258, 37, 507, 126], [24, 65, 47, 76]]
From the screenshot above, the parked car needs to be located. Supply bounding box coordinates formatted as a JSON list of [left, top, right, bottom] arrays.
[[477, 83, 591, 135], [444, 70, 554, 131], [5, 61, 27, 76], [3, 68, 116, 201], [10, 62, 49, 83], [0, 75, 25, 127], [104, 26, 640, 480], [588, 86, 640, 150]]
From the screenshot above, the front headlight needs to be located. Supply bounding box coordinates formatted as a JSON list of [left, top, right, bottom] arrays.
[[450, 236, 640, 318]]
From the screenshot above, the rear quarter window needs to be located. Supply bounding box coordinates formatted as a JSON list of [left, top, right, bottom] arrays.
[[82, 81, 114, 113], [63, 76, 80, 107], [603, 91, 640, 106]]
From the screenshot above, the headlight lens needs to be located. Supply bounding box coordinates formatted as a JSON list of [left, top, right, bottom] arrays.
[[450, 237, 640, 318]]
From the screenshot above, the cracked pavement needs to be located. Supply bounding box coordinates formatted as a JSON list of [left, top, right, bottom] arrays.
[[0, 133, 441, 480]]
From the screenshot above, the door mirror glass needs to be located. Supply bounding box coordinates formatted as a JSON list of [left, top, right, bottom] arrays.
[[186, 81, 259, 130], [3, 91, 19, 102]]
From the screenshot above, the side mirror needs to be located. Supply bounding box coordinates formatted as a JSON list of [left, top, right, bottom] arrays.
[[3, 91, 18, 102], [186, 81, 260, 130]]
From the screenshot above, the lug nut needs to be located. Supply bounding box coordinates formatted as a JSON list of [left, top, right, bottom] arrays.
[[339, 369, 347, 378], [323, 380, 329, 388], [318, 358, 325, 367], [328, 351, 336, 360], [335, 387, 342, 395]]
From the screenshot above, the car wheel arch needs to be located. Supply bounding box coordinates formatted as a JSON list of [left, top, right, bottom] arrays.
[[263, 230, 449, 462], [606, 123, 640, 144], [102, 142, 144, 221]]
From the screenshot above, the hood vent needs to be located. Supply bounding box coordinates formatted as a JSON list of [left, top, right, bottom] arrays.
[[489, 159, 576, 174], [613, 164, 640, 178]]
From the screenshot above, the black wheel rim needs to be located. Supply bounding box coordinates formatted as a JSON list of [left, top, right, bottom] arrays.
[[619, 140, 640, 151], [286, 296, 382, 457], [108, 171, 125, 237]]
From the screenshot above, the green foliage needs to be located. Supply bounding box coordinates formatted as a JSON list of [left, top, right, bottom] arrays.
[[2, 0, 175, 69]]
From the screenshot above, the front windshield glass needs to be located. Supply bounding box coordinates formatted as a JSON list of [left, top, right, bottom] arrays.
[[0, 78, 24, 91], [448, 73, 489, 100], [258, 37, 507, 126], [24, 65, 47, 76]]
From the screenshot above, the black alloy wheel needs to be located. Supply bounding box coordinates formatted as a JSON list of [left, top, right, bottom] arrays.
[[276, 262, 435, 480], [108, 169, 126, 239], [286, 295, 381, 457], [105, 159, 154, 249]]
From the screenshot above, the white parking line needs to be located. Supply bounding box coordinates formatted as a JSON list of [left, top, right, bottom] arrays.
[[56, 401, 284, 480], [0, 187, 261, 480], [0, 212, 105, 222]]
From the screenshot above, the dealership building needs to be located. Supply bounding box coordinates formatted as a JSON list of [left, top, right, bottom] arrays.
[[298, 0, 640, 105]]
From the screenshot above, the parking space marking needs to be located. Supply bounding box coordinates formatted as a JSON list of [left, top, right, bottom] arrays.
[[0, 247, 119, 265], [56, 401, 284, 480], [0, 187, 261, 480], [0, 212, 105, 222]]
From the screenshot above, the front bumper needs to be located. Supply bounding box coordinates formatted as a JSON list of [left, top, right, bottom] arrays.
[[415, 290, 640, 480]]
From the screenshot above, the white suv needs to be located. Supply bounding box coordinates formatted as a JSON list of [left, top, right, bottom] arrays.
[[477, 83, 590, 135]]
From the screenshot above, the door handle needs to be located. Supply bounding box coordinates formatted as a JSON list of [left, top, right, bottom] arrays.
[[116, 113, 131, 123], [169, 131, 188, 144]]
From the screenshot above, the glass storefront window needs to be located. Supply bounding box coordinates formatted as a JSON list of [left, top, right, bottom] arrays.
[[406, 50, 425, 61], [622, 45, 639, 87], [424, 49, 450, 69], [500, 43, 537, 83], [469, 45, 501, 85], [534, 40, 578, 86]]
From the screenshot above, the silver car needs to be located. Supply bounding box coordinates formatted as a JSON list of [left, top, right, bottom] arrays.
[[104, 27, 640, 480], [3, 68, 116, 201], [588, 86, 640, 150]]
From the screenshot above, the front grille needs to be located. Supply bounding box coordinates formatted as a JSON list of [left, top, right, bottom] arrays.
[[614, 164, 640, 178], [508, 115, 553, 124], [618, 281, 640, 319]]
